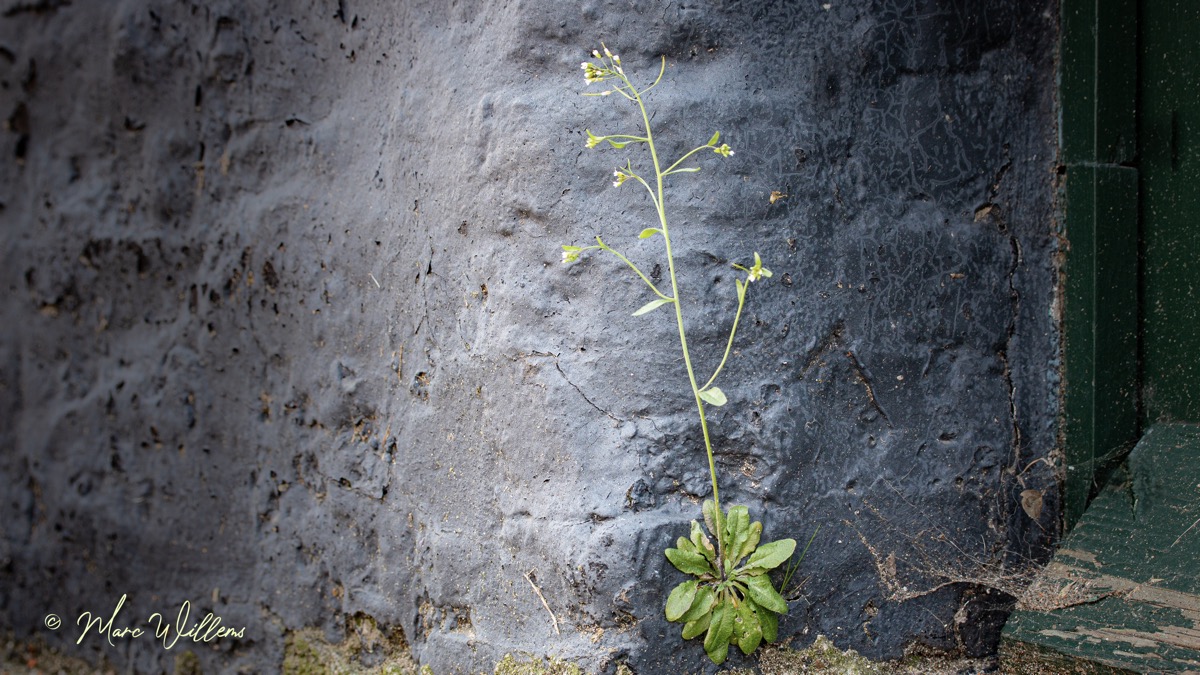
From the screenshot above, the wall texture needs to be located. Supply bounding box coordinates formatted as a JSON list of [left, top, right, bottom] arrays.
[[0, 0, 1059, 672]]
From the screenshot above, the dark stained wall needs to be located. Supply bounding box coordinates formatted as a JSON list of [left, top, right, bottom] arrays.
[[0, 1, 1059, 672]]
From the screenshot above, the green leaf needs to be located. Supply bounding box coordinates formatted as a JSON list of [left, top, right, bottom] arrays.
[[562, 245, 582, 251], [665, 580, 698, 622], [705, 639, 729, 665], [737, 600, 763, 655], [702, 500, 719, 538], [724, 506, 750, 562], [638, 228, 661, 239], [671, 167, 701, 173], [690, 521, 715, 561], [704, 598, 735, 664], [680, 586, 716, 623], [732, 520, 762, 566], [744, 574, 789, 614], [681, 610, 711, 639], [665, 548, 713, 576], [708, 131, 721, 146], [606, 139, 628, 149], [745, 538, 797, 571], [759, 602, 779, 643], [735, 277, 746, 302], [698, 387, 727, 407], [632, 298, 672, 316]]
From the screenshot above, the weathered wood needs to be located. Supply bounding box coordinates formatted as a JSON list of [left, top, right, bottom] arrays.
[[1001, 424, 1200, 673]]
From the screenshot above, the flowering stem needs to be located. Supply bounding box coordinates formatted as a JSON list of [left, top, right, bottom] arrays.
[[701, 285, 747, 392], [622, 67, 726, 565], [595, 237, 672, 300], [663, 144, 714, 175]]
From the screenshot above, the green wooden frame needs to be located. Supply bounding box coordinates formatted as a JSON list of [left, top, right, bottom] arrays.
[[1058, 0, 1140, 529]]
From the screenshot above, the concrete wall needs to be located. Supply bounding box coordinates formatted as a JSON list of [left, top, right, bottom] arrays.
[[0, 0, 1060, 672]]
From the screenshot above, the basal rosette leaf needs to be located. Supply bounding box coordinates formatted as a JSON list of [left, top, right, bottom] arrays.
[[680, 586, 716, 623], [744, 573, 789, 614], [703, 596, 735, 664], [702, 500, 718, 538], [723, 505, 750, 562], [736, 599, 763, 654], [681, 611, 711, 640], [675, 536, 696, 554], [739, 521, 762, 564], [689, 520, 715, 562], [759, 601, 779, 643], [665, 580, 698, 621], [665, 547, 714, 577], [744, 537, 796, 572]]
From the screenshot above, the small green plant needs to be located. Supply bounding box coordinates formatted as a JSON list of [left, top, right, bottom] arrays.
[[563, 46, 796, 664], [663, 501, 795, 662]]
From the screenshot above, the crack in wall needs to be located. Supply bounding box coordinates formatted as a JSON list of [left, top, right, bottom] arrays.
[[845, 349, 893, 428], [553, 361, 621, 423]]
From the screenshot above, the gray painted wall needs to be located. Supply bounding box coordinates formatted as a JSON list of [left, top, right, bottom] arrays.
[[0, 1, 1059, 672]]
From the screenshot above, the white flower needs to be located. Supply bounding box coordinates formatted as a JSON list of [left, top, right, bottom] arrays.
[[746, 252, 772, 281], [613, 169, 629, 187]]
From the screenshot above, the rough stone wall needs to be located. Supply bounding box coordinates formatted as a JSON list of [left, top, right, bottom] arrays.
[[0, 0, 1059, 672]]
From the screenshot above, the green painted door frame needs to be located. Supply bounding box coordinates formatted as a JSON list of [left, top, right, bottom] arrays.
[[1059, 0, 1140, 529], [1060, 0, 1200, 527]]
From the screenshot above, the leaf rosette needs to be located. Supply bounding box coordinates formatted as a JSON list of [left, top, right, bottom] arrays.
[[663, 500, 796, 663]]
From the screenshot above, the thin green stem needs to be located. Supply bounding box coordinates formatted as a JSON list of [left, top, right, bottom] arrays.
[[663, 144, 713, 175], [596, 237, 672, 300], [630, 173, 660, 211], [700, 282, 747, 391], [621, 68, 726, 567]]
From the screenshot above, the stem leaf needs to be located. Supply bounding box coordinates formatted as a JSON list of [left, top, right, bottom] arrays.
[[632, 298, 672, 316], [639, 227, 661, 239], [708, 131, 721, 146], [698, 387, 728, 407]]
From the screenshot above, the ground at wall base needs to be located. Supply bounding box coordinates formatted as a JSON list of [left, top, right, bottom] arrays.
[[2, 630, 999, 674]]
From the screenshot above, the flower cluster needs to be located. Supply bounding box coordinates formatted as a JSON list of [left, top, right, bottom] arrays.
[[581, 45, 623, 88], [612, 169, 630, 187], [561, 245, 583, 264], [735, 252, 773, 282], [713, 143, 734, 158]]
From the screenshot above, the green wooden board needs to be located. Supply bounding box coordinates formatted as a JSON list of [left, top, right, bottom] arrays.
[[1001, 424, 1200, 673], [1140, 0, 1200, 424], [1058, 0, 1141, 528]]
